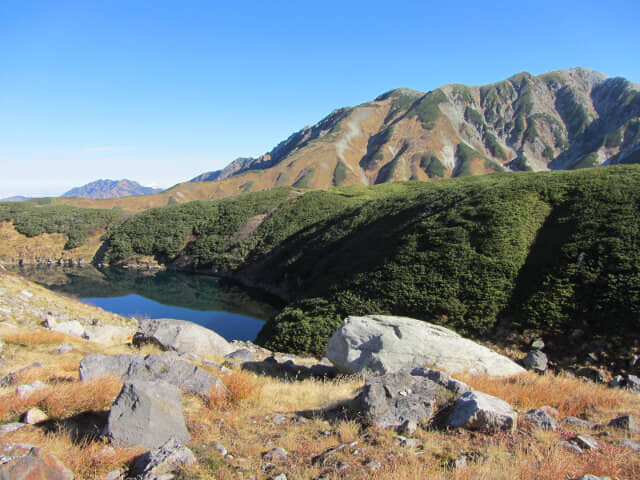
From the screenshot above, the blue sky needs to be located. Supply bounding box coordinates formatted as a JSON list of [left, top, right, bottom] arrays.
[[1, 0, 638, 197]]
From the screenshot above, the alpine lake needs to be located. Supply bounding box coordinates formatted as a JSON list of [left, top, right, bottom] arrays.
[[11, 265, 283, 342]]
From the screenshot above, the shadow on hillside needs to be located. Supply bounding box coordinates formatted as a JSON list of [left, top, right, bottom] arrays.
[[38, 410, 109, 444]]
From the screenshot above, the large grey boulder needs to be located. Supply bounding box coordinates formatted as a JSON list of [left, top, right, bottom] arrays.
[[522, 350, 548, 372], [133, 318, 233, 357], [358, 371, 459, 428], [0, 442, 74, 480], [448, 391, 517, 431], [107, 380, 190, 449], [327, 315, 525, 376], [79, 352, 227, 397], [130, 437, 197, 479]]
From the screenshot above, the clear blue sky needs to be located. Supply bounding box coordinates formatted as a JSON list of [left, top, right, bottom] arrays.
[[1, 0, 638, 197]]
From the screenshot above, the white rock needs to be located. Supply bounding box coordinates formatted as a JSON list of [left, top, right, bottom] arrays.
[[23, 407, 48, 424], [448, 391, 517, 431], [82, 324, 133, 345], [327, 315, 525, 376], [49, 320, 85, 337]]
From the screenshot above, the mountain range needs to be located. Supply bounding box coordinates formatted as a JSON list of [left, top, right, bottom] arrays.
[[189, 67, 640, 194], [61, 179, 163, 199]]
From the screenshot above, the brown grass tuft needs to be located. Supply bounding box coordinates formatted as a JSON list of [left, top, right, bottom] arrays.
[[458, 371, 632, 417], [208, 370, 264, 409], [0, 376, 122, 421]]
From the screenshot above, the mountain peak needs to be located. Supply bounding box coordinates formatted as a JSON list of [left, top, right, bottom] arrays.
[[62, 179, 162, 199]]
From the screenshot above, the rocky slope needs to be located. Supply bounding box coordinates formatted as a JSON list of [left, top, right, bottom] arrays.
[[191, 68, 640, 195], [62, 179, 162, 199]]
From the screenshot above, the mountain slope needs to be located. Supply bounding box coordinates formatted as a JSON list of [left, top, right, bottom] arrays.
[[190, 67, 640, 194], [62, 179, 162, 199]]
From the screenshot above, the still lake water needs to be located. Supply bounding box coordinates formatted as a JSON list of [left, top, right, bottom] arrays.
[[13, 265, 281, 341]]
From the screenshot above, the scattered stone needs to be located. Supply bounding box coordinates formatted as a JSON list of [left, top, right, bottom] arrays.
[[561, 416, 598, 429], [0, 422, 26, 437], [133, 317, 233, 357], [54, 344, 73, 354], [105, 469, 123, 480], [22, 407, 48, 424], [16, 380, 46, 399], [267, 475, 287, 480], [608, 415, 639, 431], [576, 367, 605, 383], [395, 436, 421, 448], [0, 442, 73, 480], [522, 350, 548, 372], [130, 437, 197, 480], [410, 367, 472, 395], [448, 391, 517, 431], [531, 338, 545, 350], [262, 447, 288, 462], [398, 419, 418, 435], [327, 315, 525, 376], [225, 349, 255, 362], [212, 441, 227, 456], [572, 435, 599, 451], [446, 455, 467, 469], [79, 352, 227, 397], [272, 414, 287, 424], [365, 459, 381, 470], [357, 371, 451, 428], [608, 375, 624, 388], [82, 324, 133, 345], [48, 319, 86, 337], [569, 476, 612, 480], [559, 440, 583, 454], [524, 409, 558, 430], [539, 406, 559, 418], [107, 380, 191, 449], [621, 439, 640, 451], [626, 374, 640, 391]]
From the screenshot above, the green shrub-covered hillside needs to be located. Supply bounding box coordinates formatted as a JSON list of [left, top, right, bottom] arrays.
[[0, 202, 123, 249], [103, 166, 640, 354]]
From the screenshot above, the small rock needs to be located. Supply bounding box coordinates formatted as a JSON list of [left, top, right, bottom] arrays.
[[626, 374, 640, 391], [531, 338, 545, 350], [576, 367, 605, 383], [608, 415, 638, 431], [212, 441, 227, 456], [225, 349, 255, 362], [105, 469, 123, 480], [23, 407, 48, 424], [621, 439, 640, 451], [0, 442, 73, 479], [572, 435, 599, 450], [55, 344, 73, 354], [130, 437, 197, 480], [448, 391, 517, 431], [272, 414, 287, 424], [447, 455, 467, 469], [16, 380, 46, 399], [398, 419, 418, 435], [522, 350, 548, 372], [608, 375, 624, 388], [267, 475, 287, 480], [561, 416, 598, 429], [0, 422, 26, 436], [539, 406, 559, 418], [525, 409, 558, 430], [569, 476, 612, 480], [262, 447, 288, 461], [365, 459, 381, 471], [559, 440, 583, 454]]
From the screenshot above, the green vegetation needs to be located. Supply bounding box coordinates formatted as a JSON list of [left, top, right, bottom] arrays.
[[101, 166, 640, 355], [0, 203, 122, 249], [507, 155, 533, 172], [275, 172, 290, 187], [464, 107, 484, 129], [484, 132, 507, 160], [542, 144, 555, 160], [409, 89, 448, 130], [419, 154, 445, 178], [571, 152, 599, 170], [605, 127, 623, 148], [292, 168, 316, 189], [360, 128, 393, 169], [450, 85, 474, 104], [454, 143, 483, 177], [333, 160, 348, 186], [240, 181, 254, 193], [523, 118, 539, 143]]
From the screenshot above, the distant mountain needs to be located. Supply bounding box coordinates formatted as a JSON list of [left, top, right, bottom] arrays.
[[62, 179, 162, 199], [0, 196, 29, 202], [191, 67, 640, 195]]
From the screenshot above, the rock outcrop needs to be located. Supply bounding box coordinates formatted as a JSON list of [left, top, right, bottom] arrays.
[[130, 437, 197, 479], [107, 380, 190, 449], [447, 391, 517, 431], [327, 315, 525, 376], [79, 352, 227, 397], [133, 317, 233, 357], [0, 442, 74, 480]]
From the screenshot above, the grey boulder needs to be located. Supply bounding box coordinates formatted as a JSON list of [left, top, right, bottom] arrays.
[[522, 349, 548, 372], [133, 318, 233, 357], [327, 315, 525, 376], [79, 352, 227, 397], [130, 437, 197, 479], [448, 391, 517, 431], [107, 380, 190, 449], [357, 371, 457, 428], [0, 442, 74, 480], [524, 409, 558, 430]]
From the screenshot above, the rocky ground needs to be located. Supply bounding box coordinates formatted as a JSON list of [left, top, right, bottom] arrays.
[[0, 266, 639, 479]]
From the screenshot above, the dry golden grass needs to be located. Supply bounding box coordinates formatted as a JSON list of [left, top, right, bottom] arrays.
[[1, 329, 70, 346], [458, 371, 636, 418], [0, 376, 122, 421], [207, 369, 265, 409]]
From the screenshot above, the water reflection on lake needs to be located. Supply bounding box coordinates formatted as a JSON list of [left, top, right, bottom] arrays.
[[12, 265, 282, 342]]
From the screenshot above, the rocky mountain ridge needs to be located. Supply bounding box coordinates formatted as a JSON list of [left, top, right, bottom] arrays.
[[62, 179, 162, 199], [191, 68, 640, 195]]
